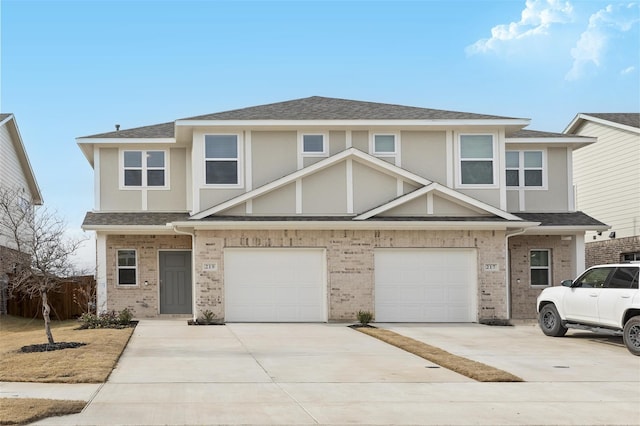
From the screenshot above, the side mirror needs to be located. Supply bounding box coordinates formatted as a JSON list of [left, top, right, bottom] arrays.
[[561, 279, 573, 287]]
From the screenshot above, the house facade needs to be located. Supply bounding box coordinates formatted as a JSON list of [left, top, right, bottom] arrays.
[[78, 97, 606, 322], [564, 113, 640, 267], [0, 113, 43, 313]]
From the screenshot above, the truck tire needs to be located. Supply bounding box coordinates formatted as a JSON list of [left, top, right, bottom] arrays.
[[623, 316, 640, 356], [539, 304, 568, 337]]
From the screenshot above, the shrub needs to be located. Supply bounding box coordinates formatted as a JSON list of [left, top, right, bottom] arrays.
[[356, 310, 373, 326], [198, 309, 216, 325], [78, 309, 134, 329]]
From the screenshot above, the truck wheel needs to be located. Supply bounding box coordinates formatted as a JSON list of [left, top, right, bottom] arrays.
[[539, 304, 568, 337], [623, 316, 640, 356]]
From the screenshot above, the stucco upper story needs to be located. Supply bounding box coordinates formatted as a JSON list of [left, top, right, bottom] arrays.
[[565, 113, 640, 241], [77, 97, 595, 218]]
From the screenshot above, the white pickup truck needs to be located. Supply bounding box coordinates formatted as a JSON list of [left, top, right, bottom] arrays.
[[536, 263, 640, 355]]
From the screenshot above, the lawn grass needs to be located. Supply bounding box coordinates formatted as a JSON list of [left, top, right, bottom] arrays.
[[0, 315, 135, 424], [0, 398, 86, 425], [356, 326, 523, 382]]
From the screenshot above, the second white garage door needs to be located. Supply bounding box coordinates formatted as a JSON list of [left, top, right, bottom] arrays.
[[375, 248, 477, 322], [224, 248, 326, 322]]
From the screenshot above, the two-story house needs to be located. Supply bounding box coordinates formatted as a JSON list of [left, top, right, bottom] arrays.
[[564, 113, 640, 267], [78, 97, 606, 322], [0, 113, 43, 313]]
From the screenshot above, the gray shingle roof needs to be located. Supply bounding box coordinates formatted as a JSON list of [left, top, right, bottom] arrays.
[[584, 113, 640, 129], [515, 212, 607, 227], [82, 121, 174, 139], [183, 96, 520, 121], [81, 96, 524, 139], [83, 212, 189, 226], [508, 129, 573, 138]]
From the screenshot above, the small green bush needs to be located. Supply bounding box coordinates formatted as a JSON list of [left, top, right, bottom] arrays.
[[356, 310, 373, 325], [78, 309, 134, 329], [198, 309, 216, 324]]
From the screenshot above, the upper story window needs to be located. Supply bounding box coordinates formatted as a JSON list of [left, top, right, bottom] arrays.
[[506, 151, 544, 188], [458, 134, 496, 187], [301, 134, 327, 156], [122, 150, 166, 188], [373, 134, 396, 155], [205, 135, 240, 185]]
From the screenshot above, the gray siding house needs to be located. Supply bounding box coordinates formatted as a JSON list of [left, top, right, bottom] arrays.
[[565, 113, 640, 266], [78, 97, 606, 322]]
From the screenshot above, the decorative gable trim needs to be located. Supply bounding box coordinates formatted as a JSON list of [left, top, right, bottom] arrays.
[[190, 148, 432, 219], [564, 113, 640, 135], [354, 182, 522, 221]]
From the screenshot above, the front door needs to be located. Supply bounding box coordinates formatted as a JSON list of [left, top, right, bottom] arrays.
[[159, 251, 192, 314]]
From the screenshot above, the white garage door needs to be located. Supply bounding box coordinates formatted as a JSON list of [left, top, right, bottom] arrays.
[[224, 248, 326, 322], [375, 249, 477, 322]]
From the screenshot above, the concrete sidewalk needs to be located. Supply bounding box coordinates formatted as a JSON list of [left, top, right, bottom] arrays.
[[14, 320, 640, 425]]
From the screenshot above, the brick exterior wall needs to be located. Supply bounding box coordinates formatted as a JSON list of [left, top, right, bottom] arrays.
[[105, 229, 511, 322], [508, 235, 574, 319], [105, 235, 192, 317], [585, 236, 640, 267], [0, 245, 29, 315]]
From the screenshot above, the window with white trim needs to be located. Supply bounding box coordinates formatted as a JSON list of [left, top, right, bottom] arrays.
[[458, 134, 496, 186], [123, 150, 166, 187], [506, 151, 544, 188], [205, 135, 239, 185], [117, 249, 137, 286], [373, 134, 396, 155], [301, 134, 327, 156], [530, 249, 551, 286]]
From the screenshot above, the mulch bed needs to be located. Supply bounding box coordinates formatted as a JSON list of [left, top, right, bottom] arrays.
[[20, 342, 87, 353]]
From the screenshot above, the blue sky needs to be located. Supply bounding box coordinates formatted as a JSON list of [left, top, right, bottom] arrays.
[[1, 0, 639, 269]]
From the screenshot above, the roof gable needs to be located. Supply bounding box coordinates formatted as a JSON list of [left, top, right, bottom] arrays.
[[564, 113, 640, 135]]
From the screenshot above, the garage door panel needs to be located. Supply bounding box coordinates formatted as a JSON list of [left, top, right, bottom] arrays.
[[375, 249, 477, 322], [225, 249, 326, 322]]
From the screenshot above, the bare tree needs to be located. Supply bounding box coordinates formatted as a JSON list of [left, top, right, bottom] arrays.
[[0, 186, 85, 344]]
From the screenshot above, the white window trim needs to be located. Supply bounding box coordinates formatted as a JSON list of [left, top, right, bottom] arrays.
[[203, 133, 244, 188], [455, 133, 498, 189], [506, 149, 547, 190], [530, 249, 551, 287], [119, 149, 170, 190], [299, 132, 329, 157], [116, 249, 138, 287], [369, 132, 401, 166]]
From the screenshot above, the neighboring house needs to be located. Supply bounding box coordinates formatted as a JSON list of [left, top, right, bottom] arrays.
[[0, 113, 43, 312], [78, 97, 606, 322], [564, 113, 640, 267]]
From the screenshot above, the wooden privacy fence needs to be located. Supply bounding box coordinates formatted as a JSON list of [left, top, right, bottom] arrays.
[[6, 276, 96, 320]]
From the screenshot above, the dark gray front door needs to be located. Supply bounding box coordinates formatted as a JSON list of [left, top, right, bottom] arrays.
[[159, 251, 192, 314]]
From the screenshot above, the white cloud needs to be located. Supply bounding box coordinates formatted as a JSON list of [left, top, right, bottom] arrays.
[[566, 3, 640, 81], [621, 65, 636, 75], [467, 0, 574, 55]]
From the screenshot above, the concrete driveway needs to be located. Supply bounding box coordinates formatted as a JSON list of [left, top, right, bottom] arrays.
[[32, 320, 640, 425]]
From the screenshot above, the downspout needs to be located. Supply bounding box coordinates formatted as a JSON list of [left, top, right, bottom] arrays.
[[172, 225, 197, 323], [505, 228, 527, 320]]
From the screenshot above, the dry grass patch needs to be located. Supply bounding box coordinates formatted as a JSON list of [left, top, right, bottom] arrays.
[[356, 326, 523, 382], [0, 398, 85, 425], [0, 315, 134, 383]]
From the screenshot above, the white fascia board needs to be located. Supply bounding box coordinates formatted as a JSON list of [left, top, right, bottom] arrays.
[[175, 119, 531, 128], [523, 224, 610, 235], [564, 114, 640, 135], [75, 137, 176, 144], [170, 220, 540, 231], [80, 225, 177, 234], [0, 114, 12, 127], [506, 137, 596, 148], [355, 183, 437, 220], [5, 115, 43, 204], [191, 148, 431, 219]]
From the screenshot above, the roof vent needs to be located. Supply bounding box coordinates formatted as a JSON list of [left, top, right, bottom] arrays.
[[115, 124, 120, 131]]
